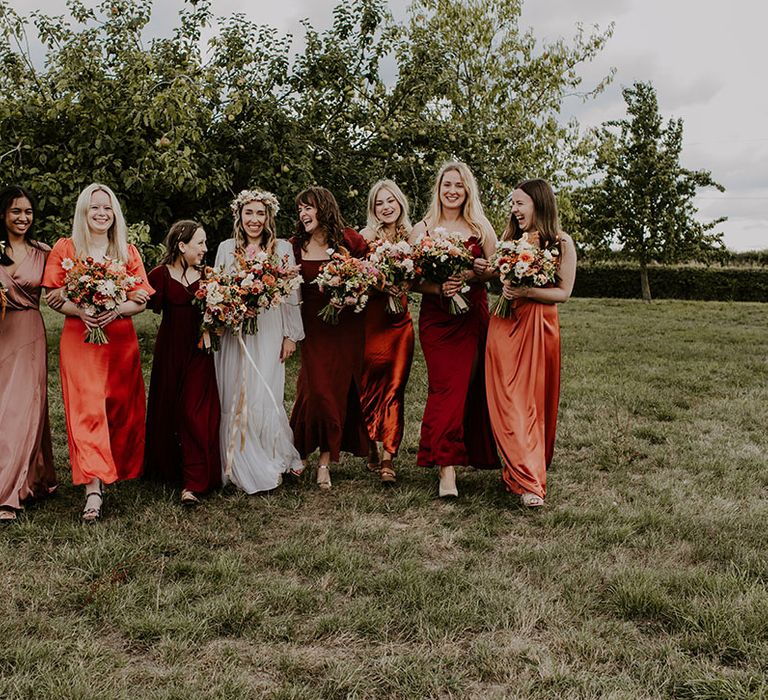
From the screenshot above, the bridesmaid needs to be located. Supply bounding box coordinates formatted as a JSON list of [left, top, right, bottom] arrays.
[[289, 186, 369, 490], [483, 179, 576, 507], [359, 180, 415, 484], [409, 161, 499, 498], [214, 189, 304, 493], [144, 220, 222, 505], [43, 183, 153, 522], [0, 186, 56, 522]]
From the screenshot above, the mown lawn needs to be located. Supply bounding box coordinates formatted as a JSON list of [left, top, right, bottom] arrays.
[[1, 298, 767, 699]]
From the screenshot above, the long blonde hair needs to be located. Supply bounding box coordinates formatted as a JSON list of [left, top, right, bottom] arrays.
[[71, 183, 129, 262], [365, 179, 412, 242], [231, 189, 279, 255], [424, 161, 494, 245]]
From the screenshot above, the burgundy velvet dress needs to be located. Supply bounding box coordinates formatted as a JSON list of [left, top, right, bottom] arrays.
[[416, 236, 499, 469], [143, 265, 222, 493], [289, 229, 370, 461]]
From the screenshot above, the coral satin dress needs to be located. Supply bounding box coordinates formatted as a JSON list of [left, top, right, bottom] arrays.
[[42, 238, 154, 486], [289, 229, 370, 461], [360, 287, 414, 456], [485, 237, 561, 498], [416, 236, 498, 469]]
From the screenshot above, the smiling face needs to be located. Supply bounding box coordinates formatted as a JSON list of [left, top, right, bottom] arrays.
[[241, 200, 268, 243], [87, 189, 115, 236], [4, 196, 33, 239], [179, 227, 207, 266], [439, 169, 467, 212], [373, 187, 402, 226], [298, 201, 319, 234], [510, 188, 536, 233]]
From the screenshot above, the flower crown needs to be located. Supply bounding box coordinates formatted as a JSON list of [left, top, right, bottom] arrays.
[[230, 189, 280, 218]]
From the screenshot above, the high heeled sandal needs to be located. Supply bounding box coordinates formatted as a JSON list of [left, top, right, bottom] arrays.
[[380, 459, 396, 484], [438, 466, 458, 498], [81, 489, 103, 523], [316, 464, 332, 491]]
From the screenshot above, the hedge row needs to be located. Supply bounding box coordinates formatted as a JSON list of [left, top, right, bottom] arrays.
[[573, 265, 768, 302]]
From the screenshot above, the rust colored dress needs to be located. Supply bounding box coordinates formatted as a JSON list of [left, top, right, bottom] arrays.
[[416, 236, 498, 469], [42, 238, 154, 486], [360, 288, 414, 455], [0, 245, 57, 509], [289, 229, 370, 461], [143, 266, 222, 494], [485, 244, 561, 498]]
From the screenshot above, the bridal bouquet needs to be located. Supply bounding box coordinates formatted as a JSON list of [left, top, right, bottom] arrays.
[[489, 238, 559, 318], [60, 256, 143, 344], [367, 239, 416, 314], [193, 268, 247, 352], [233, 246, 303, 334], [411, 228, 475, 314], [313, 250, 378, 324]]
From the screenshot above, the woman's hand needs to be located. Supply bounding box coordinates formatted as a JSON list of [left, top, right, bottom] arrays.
[[502, 283, 529, 301], [128, 288, 150, 304], [441, 274, 464, 297], [244, 307, 258, 319], [45, 288, 66, 310], [385, 283, 402, 297], [473, 258, 489, 276], [280, 337, 296, 363]]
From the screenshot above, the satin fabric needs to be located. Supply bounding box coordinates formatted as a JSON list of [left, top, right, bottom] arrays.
[[143, 265, 222, 493], [0, 245, 56, 508], [360, 289, 414, 455], [289, 229, 370, 461], [416, 236, 499, 469], [485, 299, 561, 498], [42, 238, 154, 485]]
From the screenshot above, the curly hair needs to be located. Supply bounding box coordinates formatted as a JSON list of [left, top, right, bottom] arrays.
[[294, 186, 348, 252]]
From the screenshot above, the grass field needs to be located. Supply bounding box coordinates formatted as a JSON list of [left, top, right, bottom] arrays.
[[1, 298, 767, 699]]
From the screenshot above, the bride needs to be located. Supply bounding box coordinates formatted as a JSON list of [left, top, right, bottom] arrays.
[[214, 189, 304, 493]]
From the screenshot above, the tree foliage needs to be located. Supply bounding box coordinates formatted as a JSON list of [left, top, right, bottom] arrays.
[[0, 0, 614, 256], [573, 81, 726, 300]]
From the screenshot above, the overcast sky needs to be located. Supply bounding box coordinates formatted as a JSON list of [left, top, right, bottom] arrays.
[[12, 0, 768, 251]]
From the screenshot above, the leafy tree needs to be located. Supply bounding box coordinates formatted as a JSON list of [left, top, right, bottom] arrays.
[[575, 81, 726, 301]]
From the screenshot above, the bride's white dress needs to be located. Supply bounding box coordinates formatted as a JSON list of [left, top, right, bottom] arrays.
[[214, 238, 305, 493]]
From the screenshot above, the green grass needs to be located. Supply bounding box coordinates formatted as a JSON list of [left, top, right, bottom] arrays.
[[1, 298, 767, 699]]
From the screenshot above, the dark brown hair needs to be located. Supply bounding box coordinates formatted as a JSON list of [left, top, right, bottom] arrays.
[[294, 186, 347, 252], [502, 179, 561, 251], [0, 185, 43, 265], [158, 219, 204, 277]]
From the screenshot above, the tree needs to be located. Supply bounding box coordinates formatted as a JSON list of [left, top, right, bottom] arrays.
[[576, 82, 726, 301]]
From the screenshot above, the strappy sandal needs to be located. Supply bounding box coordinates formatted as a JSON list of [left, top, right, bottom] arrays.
[[81, 489, 103, 523], [316, 464, 332, 491], [520, 492, 544, 508], [367, 444, 381, 473], [0, 507, 17, 523], [380, 459, 396, 484], [180, 489, 200, 506]]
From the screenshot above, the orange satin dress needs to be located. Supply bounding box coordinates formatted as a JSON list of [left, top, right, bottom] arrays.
[[485, 296, 561, 499], [42, 238, 154, 486], [360, 289, 414, 455]]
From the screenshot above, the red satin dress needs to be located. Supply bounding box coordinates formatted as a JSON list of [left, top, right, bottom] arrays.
[[289, 229, 370, 461], [485, 241, 561, 498], [42, 238, 154, 486], [360, 288, 414, 455], [143, 266, 222, 493], [416, 236, 498, 469]]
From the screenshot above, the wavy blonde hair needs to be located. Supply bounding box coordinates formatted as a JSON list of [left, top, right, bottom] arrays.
[[231, 189, 278, 255], [71, 183, 129, 262], [423, 161, 493, 245], [365, 179, 412, 242]]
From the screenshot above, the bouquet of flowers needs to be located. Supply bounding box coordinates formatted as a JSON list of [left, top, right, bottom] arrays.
[[60, 256, 143, 344], [233, 246, 303, 334], [411, 228, 475, 314], [367, 239, 416, 314], [193, 268, 247, 352], [313, 249, 379, 324], [488, 238, 559, 318]]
